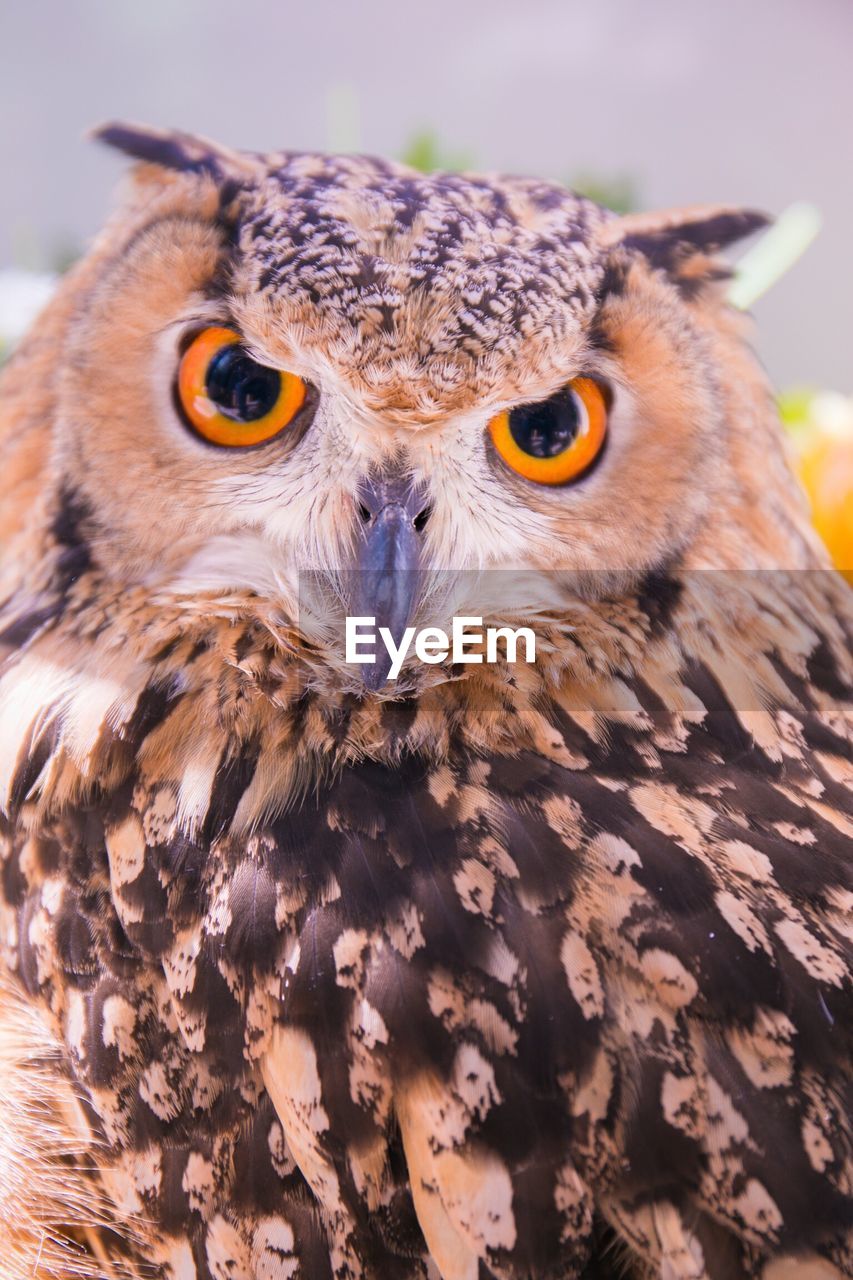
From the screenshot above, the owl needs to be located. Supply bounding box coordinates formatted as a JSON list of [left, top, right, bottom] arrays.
[[0, 121, 851, 1280]]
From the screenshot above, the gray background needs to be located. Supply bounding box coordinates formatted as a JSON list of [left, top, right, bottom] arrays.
[[1, 0, 850, 389]]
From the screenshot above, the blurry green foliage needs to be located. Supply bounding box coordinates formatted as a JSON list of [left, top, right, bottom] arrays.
[[400, 132, 474, 174], [778, 386, 818, 437], [569, 172, 637, 213]]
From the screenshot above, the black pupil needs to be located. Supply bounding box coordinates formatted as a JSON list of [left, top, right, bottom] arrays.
[[508, 387, 581, 458], [205, 346, 281, 422]]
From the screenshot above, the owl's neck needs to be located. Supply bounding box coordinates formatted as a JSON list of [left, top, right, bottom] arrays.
[[1, 561, 849, 834]]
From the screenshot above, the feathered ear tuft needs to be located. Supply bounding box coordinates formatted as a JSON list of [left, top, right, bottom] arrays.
[[91, 120, 260, 183], [599, 205, 770, 256], [598, 204, 770, 293]]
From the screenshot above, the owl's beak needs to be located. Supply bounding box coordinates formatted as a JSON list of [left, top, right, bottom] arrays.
[[349, 475, 430, 690]]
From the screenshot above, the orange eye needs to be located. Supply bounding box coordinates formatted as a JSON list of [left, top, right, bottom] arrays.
[[488, 377, 608, 485], [177, 326, 306, 447]]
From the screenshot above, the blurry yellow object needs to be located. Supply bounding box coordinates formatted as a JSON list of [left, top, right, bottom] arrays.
[[782, 390, 853, 583]]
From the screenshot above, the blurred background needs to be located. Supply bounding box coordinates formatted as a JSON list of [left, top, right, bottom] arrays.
[[1, 0, 850, 568]]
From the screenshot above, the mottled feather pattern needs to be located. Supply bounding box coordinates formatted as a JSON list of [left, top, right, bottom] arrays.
[[0, 124, 851, 1280], [1, 565, 851, 1279]]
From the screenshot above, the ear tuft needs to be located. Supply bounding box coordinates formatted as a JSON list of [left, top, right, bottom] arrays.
[[599, 205, 770, 256], [596, 205, 770, 298], [90, 121, 260, 183]]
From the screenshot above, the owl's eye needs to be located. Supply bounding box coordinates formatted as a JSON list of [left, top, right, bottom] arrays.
[[488, 377, 608, 485], [177, 326, 306, 447]]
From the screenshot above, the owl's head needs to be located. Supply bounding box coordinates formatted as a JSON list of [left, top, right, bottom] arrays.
[[0, 123, 821, 691]]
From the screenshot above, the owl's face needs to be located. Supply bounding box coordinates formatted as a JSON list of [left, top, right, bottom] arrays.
[[34, 125, 786, 677]]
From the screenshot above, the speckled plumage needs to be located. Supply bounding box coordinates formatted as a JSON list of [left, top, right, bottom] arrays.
[[0, 124, 850, 1280]]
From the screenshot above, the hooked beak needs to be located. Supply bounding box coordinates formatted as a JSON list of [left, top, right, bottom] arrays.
[[348, 474, 430, 690]]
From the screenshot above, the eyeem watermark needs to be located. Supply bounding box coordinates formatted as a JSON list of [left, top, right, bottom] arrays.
[[345, 616, 537, 680]]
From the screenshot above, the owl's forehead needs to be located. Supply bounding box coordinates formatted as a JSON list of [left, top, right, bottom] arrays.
[[228, 154, 614, 419]]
